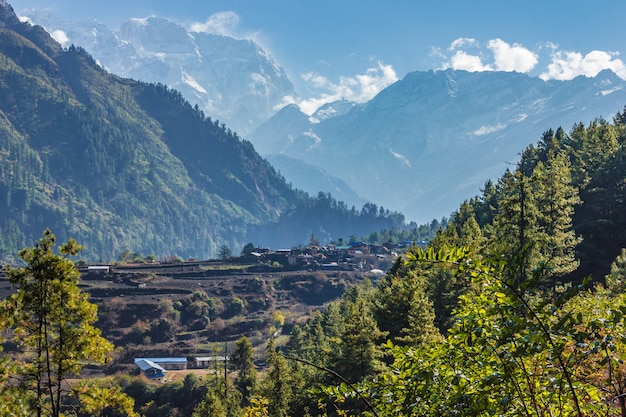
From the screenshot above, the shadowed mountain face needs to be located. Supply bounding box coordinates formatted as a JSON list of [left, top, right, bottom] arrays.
[[250, 69, 626, 223]]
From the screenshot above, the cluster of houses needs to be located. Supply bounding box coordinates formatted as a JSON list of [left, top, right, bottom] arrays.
[[83, 241, 425, 277], [82, 241, 430, 277], [244, 241, 425, 271]]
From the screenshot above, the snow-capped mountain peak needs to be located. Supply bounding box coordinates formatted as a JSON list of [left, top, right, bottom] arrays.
[[17, 10, 297, 136]]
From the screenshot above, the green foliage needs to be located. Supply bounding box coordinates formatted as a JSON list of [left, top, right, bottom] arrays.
[[231, 336, 258, 406], [373, 263, 442, 345], [124, 373, 228, 417], [0, 230, 132, 417], [241, 242, 256, 256], [243, 397, 270, 417], [263, 340, 300, 417], [225, 297, 248, 318], [73, 376, 139, 417], [321, 245, 599, 416], [606, 248, 626, 292], [192, 390, 226, 417], [219, 244, 233, 259], [332, 295, 386, 384]]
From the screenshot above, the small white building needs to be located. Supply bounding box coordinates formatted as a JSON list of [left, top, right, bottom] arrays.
[[87, 265, 110, 273], [193, 356, 228, 369]]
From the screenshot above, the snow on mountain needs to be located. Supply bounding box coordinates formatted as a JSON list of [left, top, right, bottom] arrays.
[[250, 69, 626, 223], [309, 100, 357, 123], [17, 11, 296, 136], [13, 8, 626, 225]]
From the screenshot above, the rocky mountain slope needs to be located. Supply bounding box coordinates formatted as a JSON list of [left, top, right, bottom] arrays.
[[250, 69, 626, 223], [16, 9, 296, 136]]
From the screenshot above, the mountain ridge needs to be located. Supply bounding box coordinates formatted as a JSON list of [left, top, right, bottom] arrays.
[[250, 68, 626, 223], [14, 9, 296, 136]]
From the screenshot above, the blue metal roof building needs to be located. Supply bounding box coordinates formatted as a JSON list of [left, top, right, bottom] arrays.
[[134, 357, 188, 372], [134, 359, 168, 380]]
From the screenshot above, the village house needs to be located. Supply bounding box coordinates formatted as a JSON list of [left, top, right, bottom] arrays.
[[134, 357, 188, 371], [134, 358, 168, 381], [193, 356, 228, 369]]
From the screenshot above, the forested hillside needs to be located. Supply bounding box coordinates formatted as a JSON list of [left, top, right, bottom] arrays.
[[0, 0, 406, 262], [0, 1, 295, 261], [272, 110, 626, 416]]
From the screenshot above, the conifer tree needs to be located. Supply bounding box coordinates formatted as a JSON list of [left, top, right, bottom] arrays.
[[489, 147, 581, 287], [531, 151, 581, 279], [0, 230, 130, 417], [263, 339, 293, 417], [333, 296, 386, 382], [231, 336, 258, 406], [192, 390, 226, 417], [489, 165, 540, 286], [605, 248, 626, 292], [374, 266, 441, 346]]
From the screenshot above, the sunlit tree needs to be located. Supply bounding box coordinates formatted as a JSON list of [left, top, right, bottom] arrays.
[[1, 230, 133, 416]]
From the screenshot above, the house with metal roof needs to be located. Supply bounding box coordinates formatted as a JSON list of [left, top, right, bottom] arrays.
[[193, 356, 228, 369], [134, 358, 168, 380], [134, 357, 188, 370]]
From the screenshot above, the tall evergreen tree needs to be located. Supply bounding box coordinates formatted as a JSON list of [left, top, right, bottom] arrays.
[[488, 147, 581, 287], [532, 151, 581, 279], [263, 340, 294, 417], [231, 336, 258, 406], [374, 266, 441, 346], [1, 230, 131, 417], [332, 296, 386, 383], [489, 165, 540, 287]]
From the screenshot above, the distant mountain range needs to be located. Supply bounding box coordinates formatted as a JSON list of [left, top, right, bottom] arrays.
[[250, 69, 626, 222], [18, 7, 626, 224], [11, 10, 372, 207], [0, 0, 405, 261]]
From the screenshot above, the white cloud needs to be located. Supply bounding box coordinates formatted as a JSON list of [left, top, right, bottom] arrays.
[[438, 38, 626, 81], [389, 148, 411, 168], [448, 50, 493, 72], [449, 37, 478, 51], [301, 72, 332, 89], [50, 29, 70, 45], [473, 124, 506, 136], [189, 11, 240, 36], [296, 61, 398, 115], [439, 38, 537, 74], [487, 39, 538, 73], [540, 49, 626, 80], [439, 38, 492, 72]]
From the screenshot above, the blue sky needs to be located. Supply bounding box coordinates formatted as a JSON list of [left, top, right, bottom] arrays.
[[9, 0, 626, 114]]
